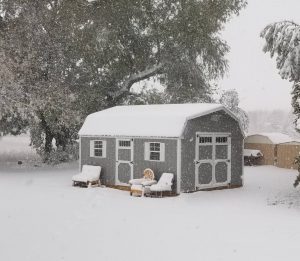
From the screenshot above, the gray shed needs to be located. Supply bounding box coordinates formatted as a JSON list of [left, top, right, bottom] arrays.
[[78, 103, 244, 194]]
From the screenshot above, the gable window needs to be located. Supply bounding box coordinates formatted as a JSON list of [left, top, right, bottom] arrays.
[[90, 140, 106, 158], [144, 142, 165, 162]]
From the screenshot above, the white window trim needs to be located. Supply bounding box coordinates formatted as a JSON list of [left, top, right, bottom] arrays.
[[144, 142, 165, 162], [90, 140, 107, 158]]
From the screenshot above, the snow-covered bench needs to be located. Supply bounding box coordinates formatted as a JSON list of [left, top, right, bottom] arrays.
[[150, 173, 174, 197], [72, 165, 102, 187]]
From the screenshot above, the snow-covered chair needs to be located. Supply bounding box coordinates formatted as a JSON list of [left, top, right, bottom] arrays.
[[129, 168, 157, 196], [72, 165, 102, 187], [150, 173, 174, 197]]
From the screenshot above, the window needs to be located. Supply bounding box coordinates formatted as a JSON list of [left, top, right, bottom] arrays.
[[150, 142, 160, 160], [216, 137, 228, 143], [199, 136, 212, 144], [119, 140, 131, 147], [90, 140, 106, 158], [145, 142, 165, 162]]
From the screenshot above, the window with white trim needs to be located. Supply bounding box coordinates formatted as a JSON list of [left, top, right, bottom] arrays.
[[90, 140, 106, 158], [199, 136, 212, 144], [144, 142, 165, 162], [119, 140, 131, 147], [216, 136, 228, 143]]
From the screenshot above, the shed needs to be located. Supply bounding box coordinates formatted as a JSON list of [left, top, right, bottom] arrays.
[[244, 133, 300, 169], [78, 103, 244, 193]]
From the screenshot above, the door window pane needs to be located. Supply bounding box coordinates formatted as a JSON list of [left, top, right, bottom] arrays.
[[215, 145, 228, 159], [199, 145, 213, 160]]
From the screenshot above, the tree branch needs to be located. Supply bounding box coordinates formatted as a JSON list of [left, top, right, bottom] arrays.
[[109, 62, 164, 103]]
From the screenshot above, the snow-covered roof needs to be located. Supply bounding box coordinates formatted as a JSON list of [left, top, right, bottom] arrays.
[[247, 132, 300, 144], [244, 149, 263, 157], [79, 103, 240, 138]]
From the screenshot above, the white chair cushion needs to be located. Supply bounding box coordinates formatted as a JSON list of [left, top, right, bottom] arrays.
[[150, 184, 172, 192], [72, 173, 88, 183], [150, 173, 174, 192], [72, 165, 101, 183]]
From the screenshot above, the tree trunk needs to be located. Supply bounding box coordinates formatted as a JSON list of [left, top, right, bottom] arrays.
[[55, 134, 67, 151], [44, 130, 53, 154], [38, 112, 53, 161]]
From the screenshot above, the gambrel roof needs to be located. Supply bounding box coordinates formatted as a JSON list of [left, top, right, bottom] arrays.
[[79, 103, 242, 138]]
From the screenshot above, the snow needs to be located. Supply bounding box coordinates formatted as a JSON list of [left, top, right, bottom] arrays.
[[0, 135, 38, 163], [244, 149, 263, 157], [79, 103, 224, 137], [1, 136, 300, 261], [1, 162, 300, 260]]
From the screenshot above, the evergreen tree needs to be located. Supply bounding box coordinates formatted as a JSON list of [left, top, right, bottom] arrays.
[[261, 21, 300, 186]]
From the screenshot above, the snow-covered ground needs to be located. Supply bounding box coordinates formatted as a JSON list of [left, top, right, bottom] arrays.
[[1, 136, 300, 261], [0, 162, 299, 261]]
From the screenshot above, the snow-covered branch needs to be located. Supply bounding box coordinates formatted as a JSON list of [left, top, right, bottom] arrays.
[[110, 63, 164, 101]]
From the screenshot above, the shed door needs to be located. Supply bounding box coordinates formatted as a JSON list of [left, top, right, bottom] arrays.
[[116, 139, 133, 186], [195, 133, 231, 189]]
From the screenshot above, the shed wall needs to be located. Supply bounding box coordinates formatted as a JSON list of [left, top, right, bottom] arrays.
[[277, 144, 300, 169], [181, 111, 244, 192], [80, 137, 116, 185], [133, 139, 177, 191], [80, 136, 177, 189]]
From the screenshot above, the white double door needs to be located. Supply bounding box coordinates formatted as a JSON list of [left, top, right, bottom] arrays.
[[195, 133, 231, 189]]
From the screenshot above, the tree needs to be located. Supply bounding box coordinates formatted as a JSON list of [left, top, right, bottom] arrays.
[[219, 89, 249, 132], [261, 21, 300, 186], [82, 0, 247, 106], [1, 0, 87, 161], [0, 0, 247, 162]]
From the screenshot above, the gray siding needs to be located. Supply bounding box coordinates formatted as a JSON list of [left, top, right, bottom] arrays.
[[80, 137, 116, 185], [181, 111, 244, 192], [80, 137, 177, 190], [133, 139, 177, 191]]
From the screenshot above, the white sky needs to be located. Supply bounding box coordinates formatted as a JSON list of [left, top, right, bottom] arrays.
[[219, 0, 300, 112]]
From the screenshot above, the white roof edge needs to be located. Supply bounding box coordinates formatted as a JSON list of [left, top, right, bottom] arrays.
[[179, 106, 245, 138]]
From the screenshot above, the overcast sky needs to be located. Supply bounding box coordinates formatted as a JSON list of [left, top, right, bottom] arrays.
[[219, 0, 300, 112]]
